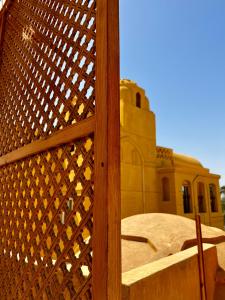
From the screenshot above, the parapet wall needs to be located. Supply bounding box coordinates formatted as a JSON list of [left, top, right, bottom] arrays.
[[122, 244, 218, 300]]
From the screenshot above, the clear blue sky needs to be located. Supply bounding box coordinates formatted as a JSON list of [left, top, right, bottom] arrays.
[[120, 0, 225, 186]]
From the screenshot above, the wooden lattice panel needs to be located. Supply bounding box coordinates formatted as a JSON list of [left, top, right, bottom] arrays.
[[0, 0, 120, 299], [0, 0, 96, 156], [0, 136, 94, 299]]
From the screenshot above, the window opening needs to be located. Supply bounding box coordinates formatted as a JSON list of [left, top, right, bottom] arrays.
[[197, 182, 206, 213], [136, 92, 141, 108], [182, 181, 192, 213], [209, 184, 218, 212], [162, 177, 170, 201]]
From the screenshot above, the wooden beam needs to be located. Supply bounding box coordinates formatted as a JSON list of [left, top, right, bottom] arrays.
[[181, 235, 225, 251], [0, 10, 5, 52], [0, 1, 13, 63], [94, 0, 121, 299], [0, 116, 95, 166], [0, 0, 12, 17]]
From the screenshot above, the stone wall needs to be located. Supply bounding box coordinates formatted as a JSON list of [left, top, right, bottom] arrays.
[[122, 244, 218, 300]]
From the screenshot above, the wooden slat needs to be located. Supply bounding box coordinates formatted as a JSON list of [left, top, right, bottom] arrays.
[[181, 235, 225, 250], [0, 0, 96, 156], [0, 9, 5, 56], [94, 0, 121, 299], [0, 0, 11, 38], [0, 0, 121, 298], [0, 116, 95, 166], [0, 0, 11, 18]]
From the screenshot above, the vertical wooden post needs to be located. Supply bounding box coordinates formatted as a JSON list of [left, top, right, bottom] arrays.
[[0, 12, 5, 50], [94, 0, 121, 299], [195, 214, 207, 300], [0, 0, 11, 60]]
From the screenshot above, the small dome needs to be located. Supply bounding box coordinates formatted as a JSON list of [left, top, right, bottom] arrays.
[[122, 213, 225, 273], [120, 79, 137, 85], [173, 153, 204, 168]]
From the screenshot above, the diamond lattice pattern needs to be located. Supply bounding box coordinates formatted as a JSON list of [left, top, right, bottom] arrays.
[[0, 0, 96, 156], [0, 136, 94, 299]]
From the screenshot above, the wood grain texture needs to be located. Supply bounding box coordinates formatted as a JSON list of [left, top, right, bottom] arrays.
[[94, 0, 121, 299], [0, 116, 95, 167], [0, 1, 96, 298], [0, 1, 12, 63], [0, 0, 120, 298], [0, 136, 94, 299], [0, 9, 5, 59], [0, 0, 96, 156]]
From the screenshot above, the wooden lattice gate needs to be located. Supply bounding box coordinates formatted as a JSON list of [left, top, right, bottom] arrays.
[[0, 0, 121, 299]]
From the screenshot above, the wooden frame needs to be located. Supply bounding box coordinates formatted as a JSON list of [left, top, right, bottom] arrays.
[[0, 0, 121, 299], [0, 117, 95, 167], [94, 0, 121, 299]]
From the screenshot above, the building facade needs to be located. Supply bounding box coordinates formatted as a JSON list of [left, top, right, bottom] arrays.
[[120, 79, 224, 229]]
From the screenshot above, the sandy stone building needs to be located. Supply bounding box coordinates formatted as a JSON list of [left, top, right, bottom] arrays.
[[120, 79, 224, 229]]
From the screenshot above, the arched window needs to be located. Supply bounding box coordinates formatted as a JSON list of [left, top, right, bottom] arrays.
[[136, 92, 141, 108], [182, 181, 192, 213], [162, 177, 170, 201], [131, 149, 141, 165], [209, 184, 218, 212], [197, 182, 206, 213]]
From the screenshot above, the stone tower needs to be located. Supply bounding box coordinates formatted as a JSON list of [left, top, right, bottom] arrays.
[[120, 79, 160, 218]]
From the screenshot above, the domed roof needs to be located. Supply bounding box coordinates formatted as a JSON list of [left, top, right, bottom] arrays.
[[173, 152, 204, 168], [120, 78, 137, 85], [122, 213, 225, 272], [120, 79, 144, 93]]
